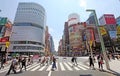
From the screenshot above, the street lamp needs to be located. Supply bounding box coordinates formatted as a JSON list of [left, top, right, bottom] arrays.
[[86, 9, 110, 70]]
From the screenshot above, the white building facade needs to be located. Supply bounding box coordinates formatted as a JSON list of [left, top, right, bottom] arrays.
[[9, 2, 46, 55]]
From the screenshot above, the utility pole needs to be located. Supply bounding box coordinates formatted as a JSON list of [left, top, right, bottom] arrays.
[[86, 9, 110, 70]]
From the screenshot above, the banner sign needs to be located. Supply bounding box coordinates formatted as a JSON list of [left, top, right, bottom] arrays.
[[117, 26, 120, 35], [99, 26, 107, 35], [108, 31, 117, 39]]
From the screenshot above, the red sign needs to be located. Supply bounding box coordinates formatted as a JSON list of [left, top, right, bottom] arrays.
[[104, 14, 116, 25], [0, 37, 9, 42]]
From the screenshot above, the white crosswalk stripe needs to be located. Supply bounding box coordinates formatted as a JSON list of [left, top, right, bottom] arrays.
[[0, 62, 90, 73], [27, 63, 40, 70], [77, 65, 87, 70], [78, 62, 90, 69], [0, 66, 10, 73], [30, 65, 41, 71], [59, 62, 65, 71], [63, 62, 73, 71], [46, 64, 52, 71], [67, 62, 80, 70], [39, 65, 46, 71]]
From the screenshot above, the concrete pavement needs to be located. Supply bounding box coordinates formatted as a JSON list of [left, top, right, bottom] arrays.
[[81, 56, 120, 76]]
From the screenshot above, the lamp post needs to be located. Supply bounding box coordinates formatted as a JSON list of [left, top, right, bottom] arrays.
[[86, 9, 110, 70]]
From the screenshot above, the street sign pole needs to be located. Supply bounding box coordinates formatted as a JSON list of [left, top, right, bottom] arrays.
[[86, 9, 110, 70]]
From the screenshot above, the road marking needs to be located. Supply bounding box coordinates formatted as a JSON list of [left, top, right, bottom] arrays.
[[0, 66, 10, 73], [56, 62, 58, 71], [60, 62, 65, 71], [31, 65, 41, 71], [46, 65, 52, 71], [39, 65, 46, 71], [77, 65, 87, 70], [63, 62, 73, 71], [78, 63, 89, 69], [67, 62, 80, 70], [27, 63, 40, 70], [48, 71, 52, 76]]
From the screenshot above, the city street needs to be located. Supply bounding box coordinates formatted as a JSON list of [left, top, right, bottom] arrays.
[[0, 57, 115, 76]]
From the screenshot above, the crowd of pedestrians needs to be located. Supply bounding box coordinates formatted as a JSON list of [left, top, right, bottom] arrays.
[[5, 55, 33, 76], [38, 55, 57, 71]]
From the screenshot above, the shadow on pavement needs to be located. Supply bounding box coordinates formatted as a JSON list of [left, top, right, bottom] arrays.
[[80, 74, 92, 76], [108, 69, 120, 76]]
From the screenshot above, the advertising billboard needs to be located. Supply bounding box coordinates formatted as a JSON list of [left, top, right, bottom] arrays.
[[108, 31, 117, 39], [104, 14, 116, 25], [117, 26, 120, 35], [99, 26, 107, 35], [4, 22, 12, 37], [0, 17, 7, 25]]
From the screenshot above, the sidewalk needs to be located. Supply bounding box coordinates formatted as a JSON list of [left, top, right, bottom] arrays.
[[94, 59, 120, 74], [81, 57, 120, 75]]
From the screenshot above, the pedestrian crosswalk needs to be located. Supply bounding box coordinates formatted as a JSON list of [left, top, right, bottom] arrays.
[[0, 62, 90, 73]]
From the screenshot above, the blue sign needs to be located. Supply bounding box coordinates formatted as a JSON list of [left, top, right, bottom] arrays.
[[108, 31, 116, 39]]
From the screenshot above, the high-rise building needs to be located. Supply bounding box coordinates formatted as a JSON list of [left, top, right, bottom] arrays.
[[68, 13, 85, 56], [9, 2, 46, 55]]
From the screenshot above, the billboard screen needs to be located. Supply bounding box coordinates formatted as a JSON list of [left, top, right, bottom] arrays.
[[104, 14, 116, 25]]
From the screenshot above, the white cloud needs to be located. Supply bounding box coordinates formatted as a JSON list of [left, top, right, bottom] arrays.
[[79, 0, 87, 9]]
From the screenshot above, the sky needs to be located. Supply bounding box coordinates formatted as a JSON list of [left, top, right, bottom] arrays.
[[0, 0, 120, 51]]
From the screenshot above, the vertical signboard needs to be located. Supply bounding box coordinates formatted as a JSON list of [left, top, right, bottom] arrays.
[[4, 22, 12, 37], [99, 26, 107, 35], [108, 31, 117, 39], [104, 14, 116, 25]]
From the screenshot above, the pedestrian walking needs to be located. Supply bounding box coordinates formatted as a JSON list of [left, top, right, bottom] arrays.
[[0, 56, 6, 69], [21, 57, 26, 71], [6, 57, 17, 75], [40, 56, 46, 66], [51, 56, 57, 71], [97, 55, 104, 70], [71, 56, 75, 67], [89, 56, 94, 69], [45, 56, 49, 66], [74, 56, 78, 66], [27, 57, 31, 65]]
